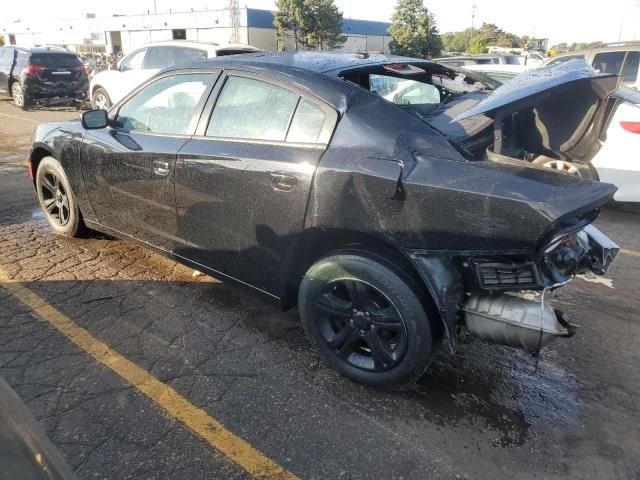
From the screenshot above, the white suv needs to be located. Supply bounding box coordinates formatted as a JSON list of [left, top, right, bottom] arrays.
[[90, 40, 261, 109]]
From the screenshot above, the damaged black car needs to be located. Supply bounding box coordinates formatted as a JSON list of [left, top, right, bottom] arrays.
[[28, 52, 620, 387]]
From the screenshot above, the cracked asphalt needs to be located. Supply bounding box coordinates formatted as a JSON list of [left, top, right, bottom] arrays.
[[1, 99, 640, 479]]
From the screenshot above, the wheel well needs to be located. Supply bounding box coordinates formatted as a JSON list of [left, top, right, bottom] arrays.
[[281, 229, 441, 333], [29, 147, 52, 185]]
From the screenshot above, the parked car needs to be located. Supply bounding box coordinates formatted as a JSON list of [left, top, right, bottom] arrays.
[[436, 52, 544, 68], [461, 62, 640, 203], [89, 40, 262, 110], [0, 46, 88, 110], [458, 63, 526, 85], [544, 42, 640, 89], [29, 52, 619, 387]]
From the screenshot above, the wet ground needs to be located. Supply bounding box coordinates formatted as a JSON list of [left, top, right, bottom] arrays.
[[1, 100, 639, 479]]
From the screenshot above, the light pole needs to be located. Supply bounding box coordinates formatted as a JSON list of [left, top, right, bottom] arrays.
[[471, 3, 477, 31]]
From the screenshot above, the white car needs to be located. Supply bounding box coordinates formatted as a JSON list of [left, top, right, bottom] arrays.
[[90, 40, 261, 110], [590, 86, 640, 203], [460, 64, 640, 203]]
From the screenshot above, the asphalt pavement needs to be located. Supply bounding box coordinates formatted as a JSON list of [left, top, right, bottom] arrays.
[[1, 98, 639, 480]]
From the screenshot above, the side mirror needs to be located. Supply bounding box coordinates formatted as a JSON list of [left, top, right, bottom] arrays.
[[81, 109, 109, 130]]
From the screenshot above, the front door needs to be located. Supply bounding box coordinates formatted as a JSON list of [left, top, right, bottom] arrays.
[[81, 71, 217, 250], [174, 73, 337, 295]]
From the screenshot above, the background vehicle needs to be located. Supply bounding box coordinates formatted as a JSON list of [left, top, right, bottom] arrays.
[[89, 40, 262, 110], [459, 63, 525, 84], [29, 53, 618, 387], [544, 42, 640, 89], [0, 46, 88, 110], [436, 53, 544, 68]]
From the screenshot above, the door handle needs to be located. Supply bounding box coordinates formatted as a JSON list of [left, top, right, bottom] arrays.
[[270, 172, 297, 191], [153, 160, 170, 176]]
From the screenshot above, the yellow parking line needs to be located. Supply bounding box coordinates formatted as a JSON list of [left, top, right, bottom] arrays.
[[0, 269, 297, 480], [621, 248, 640, 258]]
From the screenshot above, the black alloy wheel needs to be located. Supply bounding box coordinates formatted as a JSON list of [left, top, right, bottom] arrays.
[[39, 171, 71, 227], [35, 156, 84, 237], [314, 279, 408, 372], [299, 252, 436, 387]]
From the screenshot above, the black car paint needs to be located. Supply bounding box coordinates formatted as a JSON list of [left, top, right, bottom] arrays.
[[0, 47, 88, 103], [29, 52, 618, 345]]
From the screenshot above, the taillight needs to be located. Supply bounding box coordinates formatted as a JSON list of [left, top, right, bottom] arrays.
[[25, 65, 46, 76], [75, 65, 88, 74], [620, 121, 640, 134]]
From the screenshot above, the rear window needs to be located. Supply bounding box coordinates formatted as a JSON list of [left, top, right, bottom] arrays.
[[29, 53, 82, 68]]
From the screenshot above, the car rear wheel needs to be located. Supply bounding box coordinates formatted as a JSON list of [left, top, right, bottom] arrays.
[[532, 157, 595, 180], [299, 252, 435, 387], [11, 82, 30, 110], [92, 87, 111, 110], [36, 156, 84, 237]]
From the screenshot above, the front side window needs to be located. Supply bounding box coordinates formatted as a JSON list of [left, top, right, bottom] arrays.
[[207, 76, 299, 141], [120, 49, 147, 71], [592, 51, 626, 74], [116, 74, 211, 135]]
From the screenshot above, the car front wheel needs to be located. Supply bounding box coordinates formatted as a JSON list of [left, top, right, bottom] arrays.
[[35, 156, 84, 237], [299, 252, 435, 387]]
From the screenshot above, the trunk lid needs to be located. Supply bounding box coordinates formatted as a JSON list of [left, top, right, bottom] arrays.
[[28, 53, 86, 86], [436, 59, 622, 163]]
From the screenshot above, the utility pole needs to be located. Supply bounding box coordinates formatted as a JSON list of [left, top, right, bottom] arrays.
[[471, 3, 477, 31], [229, 0, 240, 43], [153, 0, 157, 14]]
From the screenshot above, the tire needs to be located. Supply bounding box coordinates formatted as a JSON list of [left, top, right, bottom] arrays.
[[35, 156, 84, 237], [11, 82, 30, 110], [532, 156, 594, 180], [92, 87, 112, 110], [299, 252, 435, 387]]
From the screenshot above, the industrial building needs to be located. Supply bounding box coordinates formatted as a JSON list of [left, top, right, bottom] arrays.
[[0, 7, 392, 54]]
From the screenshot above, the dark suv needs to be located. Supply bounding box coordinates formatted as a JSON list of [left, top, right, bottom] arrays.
[[0, 46, 89, 110]]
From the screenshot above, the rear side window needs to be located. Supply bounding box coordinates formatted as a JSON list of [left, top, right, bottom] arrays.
[[171, 47, 207, 65], [287, 99, 326, 143], [592, 51, 625, 74], [29, 53, 81, 68], [207, 76, 299, 141], [146, 47, 173, 69], [621, 51, 640, 82]]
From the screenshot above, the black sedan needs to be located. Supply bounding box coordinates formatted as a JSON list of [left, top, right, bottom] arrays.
[[29, 52, 620, 387]]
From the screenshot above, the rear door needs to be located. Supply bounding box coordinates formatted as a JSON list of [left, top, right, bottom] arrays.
[[81, 71, 217, 250], [174, 72, 337, 294], [0, 48, 14, 93]]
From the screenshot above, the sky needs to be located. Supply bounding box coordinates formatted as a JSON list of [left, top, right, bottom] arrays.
[[3, 0, 640, 47]]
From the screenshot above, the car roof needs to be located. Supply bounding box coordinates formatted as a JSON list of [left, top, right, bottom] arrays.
[[194, 51, 434, 74], [2, 46, 75, 54], [135, 40, 262, 55]]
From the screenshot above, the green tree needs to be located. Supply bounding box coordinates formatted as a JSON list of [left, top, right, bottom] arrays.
[[388, 0, 442, 58], [274, 0, 305, 50], [298, 0, 346, 50], [274, 0, 345, 51]]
